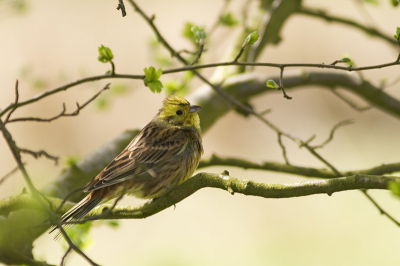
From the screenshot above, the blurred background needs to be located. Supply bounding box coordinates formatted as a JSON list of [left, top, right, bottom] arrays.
[[1, 0, 400, 265]]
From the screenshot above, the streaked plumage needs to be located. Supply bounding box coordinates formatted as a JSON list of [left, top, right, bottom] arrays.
[[51, 96, 203, 232]]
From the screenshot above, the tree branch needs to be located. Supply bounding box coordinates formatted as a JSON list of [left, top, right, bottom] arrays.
[[297, 6, 399, 48], [198, 154, 400, 179], [2, 173, 398, 221]]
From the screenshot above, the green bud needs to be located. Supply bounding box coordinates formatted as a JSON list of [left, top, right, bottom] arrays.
[[266, 80, 279, 89], [191, 25, 208, 43], [98, 45, 114, 63], [243, 31, 259, 47]]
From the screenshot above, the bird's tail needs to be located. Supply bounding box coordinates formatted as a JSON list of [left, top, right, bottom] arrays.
[[49, 193, 103, 239]]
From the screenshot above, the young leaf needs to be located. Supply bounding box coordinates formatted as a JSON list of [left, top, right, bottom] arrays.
[[147, 80, 163, 93], [266, 80, 279, 89], [143, 66, 162, 82], [191, 25, 208, 43], [98, 45, 114, 63], [243, 31, 259, 47]]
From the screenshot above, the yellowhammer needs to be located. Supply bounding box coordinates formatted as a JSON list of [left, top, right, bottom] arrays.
[[51, 95, 203, 231]]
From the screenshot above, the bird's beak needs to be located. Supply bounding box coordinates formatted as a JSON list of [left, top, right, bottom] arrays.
[[189, 105, 202, 113]]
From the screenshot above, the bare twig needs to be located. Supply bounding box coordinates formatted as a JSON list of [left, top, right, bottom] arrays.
[[277, 133, 290, 165], [1, 60, 400, 118], [20, 148, 59, 165], [361, 190, 400, 227], [297, 6, 398, 48], [116, 0, 127, 17], [4, 80, 19, 124], [7, 83, 110, 124], [311, 120, 354, 149], [57, 225, 100, 266], [190, 42, 204, 65], [60, 246, 72, 266], [232, 47, 245, 62], [278, 66, 291, 99], [0, 165, 21, 186]]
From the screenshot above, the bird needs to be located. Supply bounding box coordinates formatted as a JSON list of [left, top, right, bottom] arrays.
[[51, 95, 203, 233]]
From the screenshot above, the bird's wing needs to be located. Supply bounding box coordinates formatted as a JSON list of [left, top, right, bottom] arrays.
[[85, 124, 188, 192]]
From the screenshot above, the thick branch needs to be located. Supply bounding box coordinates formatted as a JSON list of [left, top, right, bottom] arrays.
[[1, 173, 398, 220]]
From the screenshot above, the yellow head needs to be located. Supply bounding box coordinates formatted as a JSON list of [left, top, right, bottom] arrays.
[[156, 96, 201, 130]]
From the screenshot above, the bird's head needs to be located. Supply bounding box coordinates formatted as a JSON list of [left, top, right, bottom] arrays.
[[156, 96, 201, 130]]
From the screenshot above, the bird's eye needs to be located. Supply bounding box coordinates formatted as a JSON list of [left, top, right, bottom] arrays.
[[176, 110, 183, 115]]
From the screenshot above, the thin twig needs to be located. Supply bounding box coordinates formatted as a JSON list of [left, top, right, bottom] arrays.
[[232, 47, 245, 62], [110, 61, 116, 75], [278, 66, 291, 99], [297, 6, 398, 48], [7, 83, 110, 124], [4, 80, 19, 124], [311, 120, 354, 149], [277, 133, 290, 165], [0, 165, 21, 186], [20, 148, 59, 165], [1, 60, 400, 118], [60, 246, 72, 266], [57, 225, 100, 266], [116, 0, 127, 17], [190, 42, 204, 65], [361, 190, 400, 227]]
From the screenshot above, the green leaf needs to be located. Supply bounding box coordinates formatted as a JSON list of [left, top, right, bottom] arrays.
[[191, 25, 208, 43], [98, 45, 114, 63], [182, 22, 196, 41], [341, 55, 355, 67], [143, 66, 162, 82], [147, 80, 163, 93], [389, 181, 400, 196], [341, 57, 351, 63], [219, 12, 239, 27], [266, 80, 279, 89], [390, 0, 399, 7], [243, 31, 259, 47]]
